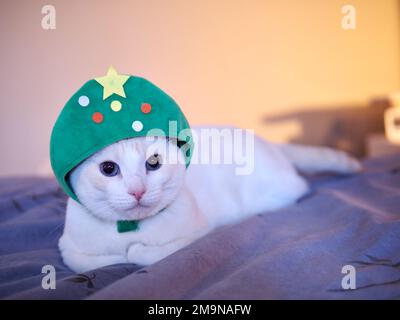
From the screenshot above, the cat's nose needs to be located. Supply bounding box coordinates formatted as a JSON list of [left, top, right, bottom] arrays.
[[129, 189, 146, 201]]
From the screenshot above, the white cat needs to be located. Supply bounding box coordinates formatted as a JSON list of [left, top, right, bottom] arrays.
[[59, 126, 361, 273]]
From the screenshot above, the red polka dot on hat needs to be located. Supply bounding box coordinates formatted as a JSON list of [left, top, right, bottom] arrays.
[[92, 112, 104, 124], [141, 103, 151, 114]]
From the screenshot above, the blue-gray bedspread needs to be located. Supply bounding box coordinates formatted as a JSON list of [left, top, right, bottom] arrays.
[[1, 154, 400, 299]]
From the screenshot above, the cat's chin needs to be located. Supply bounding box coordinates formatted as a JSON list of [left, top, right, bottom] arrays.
[[109, 204, 164, 222]]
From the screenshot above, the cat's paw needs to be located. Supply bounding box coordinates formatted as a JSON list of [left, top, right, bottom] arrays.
[[59, 235, 127, 273], [127, 238, 191, 266], [60, 248, 127, 273], [127, 243, 160, 266]]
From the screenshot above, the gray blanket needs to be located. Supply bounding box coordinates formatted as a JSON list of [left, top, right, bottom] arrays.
[[1, 154, 400, 299]]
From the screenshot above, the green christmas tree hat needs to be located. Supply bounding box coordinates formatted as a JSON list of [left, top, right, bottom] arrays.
[[50, 67, 193, 202]]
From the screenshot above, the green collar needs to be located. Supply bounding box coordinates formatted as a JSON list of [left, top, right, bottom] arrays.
[[117, 220, 139, 233], [116, 207, 167, 233]]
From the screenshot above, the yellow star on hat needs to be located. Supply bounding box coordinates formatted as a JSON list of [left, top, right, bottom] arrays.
[[95, 66, 130, 100]]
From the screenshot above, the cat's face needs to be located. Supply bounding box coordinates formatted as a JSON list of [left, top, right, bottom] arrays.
[[69, 137, 186, 222]]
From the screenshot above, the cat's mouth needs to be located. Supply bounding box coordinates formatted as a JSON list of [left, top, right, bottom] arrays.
[[125, 203, 151, 211], [107, 201, 151, 215]]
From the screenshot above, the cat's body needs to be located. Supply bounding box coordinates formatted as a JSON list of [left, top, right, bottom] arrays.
[[59, 126, 361, 272]]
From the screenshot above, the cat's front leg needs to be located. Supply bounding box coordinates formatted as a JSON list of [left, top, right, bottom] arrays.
[[59, 235, 127, 273], [60, 248, 128, 273], [127, 238, 193, 266]]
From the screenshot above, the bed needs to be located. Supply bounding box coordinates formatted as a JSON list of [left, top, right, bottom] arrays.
[[1, 154, 400, 300]]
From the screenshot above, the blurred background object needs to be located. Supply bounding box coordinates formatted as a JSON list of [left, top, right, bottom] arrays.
[[367, 133, 400, 157], [0, 0, 399, 176], [264, 98, 390, 157], [384, 92, 400, 145]]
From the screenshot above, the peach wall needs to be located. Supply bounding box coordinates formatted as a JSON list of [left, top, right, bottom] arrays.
[[0, 0, 399, 176]]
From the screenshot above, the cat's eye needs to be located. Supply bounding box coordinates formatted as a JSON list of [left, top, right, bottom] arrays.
[[146, 154, 162, 171], [100, 161, 119, 177]]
